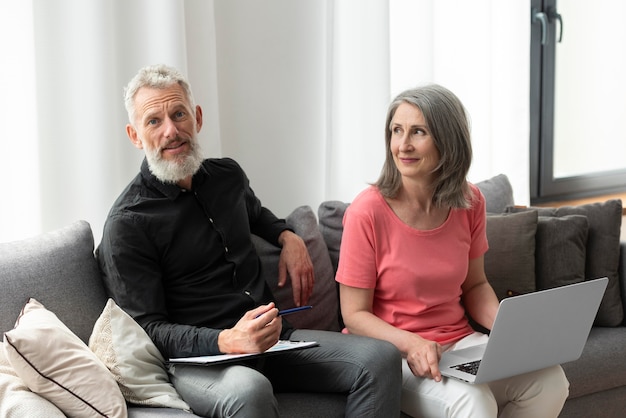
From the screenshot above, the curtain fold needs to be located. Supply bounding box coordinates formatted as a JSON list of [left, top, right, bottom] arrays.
[[327, 0, 390, 203], [390, 0, 530, 205], [1, 1, 40, 242]]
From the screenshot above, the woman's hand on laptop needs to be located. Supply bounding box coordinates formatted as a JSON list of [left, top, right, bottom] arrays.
[[406, 338, 443, 382]]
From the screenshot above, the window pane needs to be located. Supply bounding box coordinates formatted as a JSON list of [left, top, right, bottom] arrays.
[[553, 0, 626, 178]]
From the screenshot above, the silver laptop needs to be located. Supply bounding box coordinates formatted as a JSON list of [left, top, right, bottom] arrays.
[[439, 277, 608, 384]]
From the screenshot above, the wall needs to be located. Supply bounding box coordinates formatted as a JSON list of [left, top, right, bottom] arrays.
[[213, 0, 329, 218]]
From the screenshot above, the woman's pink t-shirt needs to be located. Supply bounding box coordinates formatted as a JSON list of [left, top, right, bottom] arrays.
[[336, 184, 488, 346]]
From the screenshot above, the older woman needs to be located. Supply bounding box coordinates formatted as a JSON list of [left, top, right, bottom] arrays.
[[336, 84, 569, 418]]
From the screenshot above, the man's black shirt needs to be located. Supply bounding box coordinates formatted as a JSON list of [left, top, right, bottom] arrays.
[[97, 158, 293, 358]]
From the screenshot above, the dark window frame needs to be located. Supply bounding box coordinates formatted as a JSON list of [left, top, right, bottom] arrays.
[[529, 0, 626, 204]]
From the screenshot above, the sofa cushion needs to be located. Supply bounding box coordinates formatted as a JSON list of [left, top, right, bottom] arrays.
[[508, 200, 624, 326], [254, 206, 340, 331], [0, 220, 108, 343], [3, 298, 127, 417], [484, 211, 538, 300], [0, 344, 66, 417], [561, 327, 626, 399], [89, 299, 191, 411], [127, 407, 202, 417], [475, 174, 515, 214], [535, 215, 588, 291], [318, 200, 350, 274]]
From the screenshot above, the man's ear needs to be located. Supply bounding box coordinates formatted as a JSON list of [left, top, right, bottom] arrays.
[[195, 105, 203, 133], [126, 124, 143, 149]]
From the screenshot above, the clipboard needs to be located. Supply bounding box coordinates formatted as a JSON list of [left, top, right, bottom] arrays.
[[168, 340, 318, 366]]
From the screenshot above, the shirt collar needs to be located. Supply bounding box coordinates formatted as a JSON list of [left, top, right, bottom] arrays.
[[140, 158, 207, 200]]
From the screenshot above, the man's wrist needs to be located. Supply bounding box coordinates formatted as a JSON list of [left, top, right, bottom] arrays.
[[217, 329, 231, 354], [277, 229, 295, 246]]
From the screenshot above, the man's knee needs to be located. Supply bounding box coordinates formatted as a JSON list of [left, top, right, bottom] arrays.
[[355, 336, 402, 377], [169, 364, 278, 418], [222, 370, 278, 417]]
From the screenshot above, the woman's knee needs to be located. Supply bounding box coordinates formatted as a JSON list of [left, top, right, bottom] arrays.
[[402, 385, 498, 418], [519, 365, 570, 403], [449, 383, 498, 417], [489, 365, 569, 418], [541, 365, 570, 403], [401, 365, 497, 418]]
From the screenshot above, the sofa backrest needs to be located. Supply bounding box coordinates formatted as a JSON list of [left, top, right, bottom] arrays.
[[618, 244, 626, 326], [0, 220, 108, 343]]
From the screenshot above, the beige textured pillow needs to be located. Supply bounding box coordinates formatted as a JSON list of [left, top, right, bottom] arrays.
[[0, 344, 66, 417], [89, 299, 190, 411], [3, 298, 127, 418]]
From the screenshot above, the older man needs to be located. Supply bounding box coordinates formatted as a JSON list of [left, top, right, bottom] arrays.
[[97, 64, 401, 418]]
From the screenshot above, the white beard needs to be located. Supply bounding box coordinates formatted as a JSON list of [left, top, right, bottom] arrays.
[[145, 137, 204, 184]]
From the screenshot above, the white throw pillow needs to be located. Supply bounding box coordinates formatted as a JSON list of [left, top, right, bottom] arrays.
[[0, 344, 66, 417], [89, 299, 190, 411], [3, 298, 127, 418]]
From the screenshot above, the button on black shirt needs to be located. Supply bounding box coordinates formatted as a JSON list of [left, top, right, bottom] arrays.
[[97, 158, 292, 358]]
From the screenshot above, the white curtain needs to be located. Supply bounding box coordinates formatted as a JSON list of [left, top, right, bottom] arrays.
[[388, 0, 530, 202], [1, 0, 529, 244], [2, 1, 40, 241], [2, 0, 220, 244]]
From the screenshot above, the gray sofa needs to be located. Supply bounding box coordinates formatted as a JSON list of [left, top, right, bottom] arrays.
[[1, 174, 625, 417]]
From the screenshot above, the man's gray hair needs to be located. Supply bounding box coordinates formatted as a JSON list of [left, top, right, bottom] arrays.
[[124, 64, 196, 125]]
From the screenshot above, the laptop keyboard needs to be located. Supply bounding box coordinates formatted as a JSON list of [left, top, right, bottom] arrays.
[[453, 360, 481, 375]]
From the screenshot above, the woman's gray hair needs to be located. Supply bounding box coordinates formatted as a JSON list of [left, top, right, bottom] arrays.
[[375, 84, 473, 209], [124, 64, 196, 126]]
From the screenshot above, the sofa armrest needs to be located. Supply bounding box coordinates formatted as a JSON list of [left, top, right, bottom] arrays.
[[619, 242, 626, 326]]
